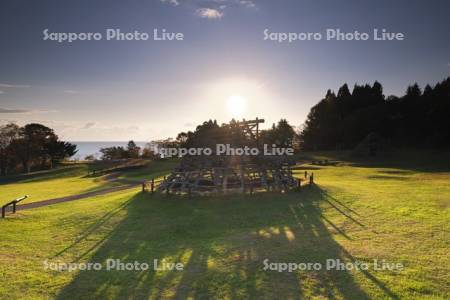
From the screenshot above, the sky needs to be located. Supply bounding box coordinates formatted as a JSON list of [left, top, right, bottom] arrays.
[[0, 0, 449, 141]]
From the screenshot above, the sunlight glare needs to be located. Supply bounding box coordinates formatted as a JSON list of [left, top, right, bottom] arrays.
[[226, 95, 247, 117]]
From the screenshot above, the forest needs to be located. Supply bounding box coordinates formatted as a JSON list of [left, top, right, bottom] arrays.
[[299, 77, 450, 150]]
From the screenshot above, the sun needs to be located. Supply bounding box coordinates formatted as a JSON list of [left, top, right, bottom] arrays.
[[226, 95, 247, 117]]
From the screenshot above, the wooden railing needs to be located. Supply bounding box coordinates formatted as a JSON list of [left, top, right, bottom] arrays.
[[2, 195, 28, 218], [141, 178, 165, 194], [142, 172, 314, 196]]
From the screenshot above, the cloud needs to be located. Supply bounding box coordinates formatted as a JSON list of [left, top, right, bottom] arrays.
[[0, 108, 56, 114], [0, 83, 30, 88], [160, 0, 180, 6], [0, 108, 32, 114], [82, 122, 98, 129], [81, 122, 141, 133], [0, 91, 4, 94], [196, 7, 224, 19], [64, 90, 82, 94], [238, 0, 256, 8], [161, 0, 255, 18]]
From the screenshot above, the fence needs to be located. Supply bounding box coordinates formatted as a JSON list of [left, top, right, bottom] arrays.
[[141, 177, 165, 194], [142, 172, 314, 196], [1, 195, 28, 218]]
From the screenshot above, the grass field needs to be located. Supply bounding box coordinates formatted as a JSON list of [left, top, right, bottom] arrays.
[[0, 151, 449, 299], [0, 160, 176, 206], [118, 159, 179, 181], [0, 164, 121, 206]]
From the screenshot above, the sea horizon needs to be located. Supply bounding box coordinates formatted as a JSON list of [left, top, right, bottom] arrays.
[[70, 141, 150, 160]]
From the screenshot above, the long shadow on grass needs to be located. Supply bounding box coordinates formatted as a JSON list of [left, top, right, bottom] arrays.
[[349, 150, 450, 173], [56, 187, 398, 299], [0, 165, 84, 184]]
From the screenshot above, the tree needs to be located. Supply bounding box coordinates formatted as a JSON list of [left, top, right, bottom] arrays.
[[268, 119, 296, 147], [372, 81, 384, 99], [423, 84, 433, 98], [16, 124, 55, 172], [100, 146, 127, 160], [406, 83, 421, 98], [84, 154, 95, 161], [176, 132, 189, 147], [141, 147, 156, 159], [0, 122, 77, 174], [127, 140, 140, 158], [0, 123, 20, 175], [337, 83, 351, 99], [45, 138, 77, 168]]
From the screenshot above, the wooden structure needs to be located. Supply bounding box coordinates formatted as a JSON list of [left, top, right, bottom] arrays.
[[1, 195, 28, 218], [157, 118, 298, 195]]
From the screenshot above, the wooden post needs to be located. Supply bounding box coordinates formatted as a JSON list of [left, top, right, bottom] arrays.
[[304, 171, 307, 178], [151, 178, 154, 194], [142, 182, 145, 192], [256, 117, 259, 148], [310, 173, 314, 185], [1, 206, 5, 218], [297, 178, 302, 189], [12, 201, 16, 213]]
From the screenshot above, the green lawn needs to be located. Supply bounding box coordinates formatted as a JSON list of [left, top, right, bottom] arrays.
[[0, 160, 175, 206], [0, 151, 449, 299], [0, 164, 110, 205], [117, 159, 179, 181], [0, 164, 120, 206]]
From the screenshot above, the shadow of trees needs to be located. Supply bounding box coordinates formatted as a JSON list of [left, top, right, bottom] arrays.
[[56, 186, 398, 299], [348, 151, 450, 173]]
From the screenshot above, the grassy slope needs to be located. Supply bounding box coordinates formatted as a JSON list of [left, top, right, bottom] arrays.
[[118, 159, 179, 181], [0, 151, 449, 299], [0, 164, 122, 206], [0, 160, 175, 206]]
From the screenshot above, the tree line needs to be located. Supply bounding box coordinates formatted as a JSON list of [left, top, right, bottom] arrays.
[[299, 77, 450, 150], [0, 123, 77, 175], [98, 141, 155, 160], [171, 118, 297, 151]]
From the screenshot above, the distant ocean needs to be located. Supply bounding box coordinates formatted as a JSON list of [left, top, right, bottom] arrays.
[[70, 141, 149, 160]]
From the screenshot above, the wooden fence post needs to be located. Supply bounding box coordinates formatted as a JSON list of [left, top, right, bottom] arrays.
[[151, 178, 154, 194], [304, 171, 307, 178], [142, 182, 145, 192], [2, 196, 28, 218], [310, 173, 314, 185]]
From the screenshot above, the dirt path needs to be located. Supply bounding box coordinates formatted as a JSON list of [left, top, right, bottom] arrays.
[[7, 173, 143, 212]]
